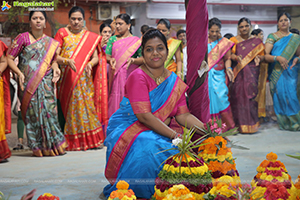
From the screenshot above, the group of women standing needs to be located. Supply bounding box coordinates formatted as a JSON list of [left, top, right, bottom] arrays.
[[190, 12, 300, 134]]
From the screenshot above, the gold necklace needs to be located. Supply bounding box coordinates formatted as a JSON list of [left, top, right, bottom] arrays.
[[279, 30, 290, 37], [144, 64, 166, 85]]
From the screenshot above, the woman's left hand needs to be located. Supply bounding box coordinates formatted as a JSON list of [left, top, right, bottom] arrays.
[[254, 56, 261, 66], [85, 62, 92, 78], [290, 57, 299, 69], [52, 67, 61, 83], [226, 68, 234, 82], [126, 58, 134, 69]]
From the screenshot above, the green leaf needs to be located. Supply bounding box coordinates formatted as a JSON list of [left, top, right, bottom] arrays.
[[286, 153, 300, 160]]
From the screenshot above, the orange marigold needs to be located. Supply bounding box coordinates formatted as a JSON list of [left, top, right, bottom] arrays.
[[110, 191, 118, 199], [266, 152, 278, 161], [260, 160, 270, 168], [116, 180, 129, 190], [256, 173, 262, 179]]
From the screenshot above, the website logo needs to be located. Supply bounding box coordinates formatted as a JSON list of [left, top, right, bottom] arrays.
[[1, 1, 11, 11]]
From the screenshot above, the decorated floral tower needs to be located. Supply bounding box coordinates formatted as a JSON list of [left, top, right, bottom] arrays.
[[108, 180, 137, 200], [197, 119, 241, 184], [250, 152, 297, 200], [152, 129, 213, 200]]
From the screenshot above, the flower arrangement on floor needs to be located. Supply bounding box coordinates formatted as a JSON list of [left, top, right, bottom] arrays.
[[151, 127, 213, 200], [250, 152, 297, 200], [108, 180, 137, 200], [37, 193, 60, 200], [197, 118, 241, 183], [162, 184, 195, 200]]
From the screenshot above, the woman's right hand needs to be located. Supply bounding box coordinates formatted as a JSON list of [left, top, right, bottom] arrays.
[[67, 59, 77, 72], [101, 36, 109, 47], [276, 56, 289, 70], [110, 58, 116, 71], [236, 55, 242, 63], [18, 72, 25, 91]]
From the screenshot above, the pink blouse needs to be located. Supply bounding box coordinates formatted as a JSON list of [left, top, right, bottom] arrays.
[[7, 32, 31, 58], [125, 68, 189, 117]]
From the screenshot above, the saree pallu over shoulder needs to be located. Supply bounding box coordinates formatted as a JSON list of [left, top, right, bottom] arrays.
[[112, 36, 141, 74], [94, 43, 109, 130], [165, 38, 181, 71], [105, 74, 187, 185], [20, 36, 59, 123], [232, 37, 264, 80], [0, 41, 11, 134], [57, 30, 101, 117], [208, 38, 234, 70]]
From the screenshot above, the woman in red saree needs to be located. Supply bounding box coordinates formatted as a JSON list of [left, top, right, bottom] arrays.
[[0, 40, 11, 163], [230, 17, 265, 133], [7, 11, 66, 157], [55, 6, 108, 151], [106, 14, 143, 118]]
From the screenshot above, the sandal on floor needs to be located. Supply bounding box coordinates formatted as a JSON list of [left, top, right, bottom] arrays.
[[13, 144, 24, 150]]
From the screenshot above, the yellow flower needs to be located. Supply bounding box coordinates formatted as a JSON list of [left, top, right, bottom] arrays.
[[225, 152, 233, 160], [218, 155, 226, 162], [218, 175, 234, 185], [257, 166, 265, 172], [219, 185, 236, 197], [265, 175, 274, 181], [276, 176, 285, 182], [155, 186, 169, 198], [42, 193, 53, 197], [251, 186, 267, 199], [282, 173, 289, 180], [260, 173, 267, 180], [208, 154, 217, 160]]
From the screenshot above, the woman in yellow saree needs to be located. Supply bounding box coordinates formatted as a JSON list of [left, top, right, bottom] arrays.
[[157, 19, 182, 77], [55, 6, 107, 151]]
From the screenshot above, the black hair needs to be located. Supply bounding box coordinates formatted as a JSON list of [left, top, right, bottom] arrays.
[[141, 29, 168, 57], [29, 11, 47, 21], [99, 23, 111, 34], [223, 33, 234, 40], [157, 18, 171, 30], [209, 17, 222, 29], [103, 19, 113, 25], [290, 28, 300, 35], [116, 13, 131, 24], [238, 17, 251, 26], [278, 12, 291, 22], [141, 25, 150, 35], [176, 29, 186, 38], [69, 6, 85, 19], [251, 28, 263, 36]]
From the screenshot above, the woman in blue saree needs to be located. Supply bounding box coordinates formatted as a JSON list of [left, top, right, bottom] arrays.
[[103, 29, 205, 199], [265, 12, 300, 130]]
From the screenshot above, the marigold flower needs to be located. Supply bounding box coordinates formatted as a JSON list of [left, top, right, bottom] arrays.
[[116, 180, 129, 190], [266, 152, 278, 161]]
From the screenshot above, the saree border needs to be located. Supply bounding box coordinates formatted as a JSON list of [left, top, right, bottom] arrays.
[[20, 38, 59, 122], [164, 38, 181, 68], [233, 42, 264, 80], [105, 77, 187, 184], [58, 31, 101, 116]]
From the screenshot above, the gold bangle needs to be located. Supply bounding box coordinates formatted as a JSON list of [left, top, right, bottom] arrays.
[[88, 61, 93, 67], [63, 59, 68, 65]]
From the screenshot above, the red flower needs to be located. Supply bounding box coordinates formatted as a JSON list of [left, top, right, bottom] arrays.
[[264, 181, 290, 200]]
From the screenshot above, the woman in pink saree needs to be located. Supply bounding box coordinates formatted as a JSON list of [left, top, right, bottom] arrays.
[[106, 13, 143, 118]]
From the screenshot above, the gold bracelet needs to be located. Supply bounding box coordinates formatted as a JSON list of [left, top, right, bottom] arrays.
[[63, 59, 68, 65], [88, 61, 93, 67]]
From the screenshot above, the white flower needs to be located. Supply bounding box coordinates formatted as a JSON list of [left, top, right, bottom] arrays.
[[172, 138, 182, 146]]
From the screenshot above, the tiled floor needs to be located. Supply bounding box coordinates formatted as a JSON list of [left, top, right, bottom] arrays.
[[1, 120, 299, 200]]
